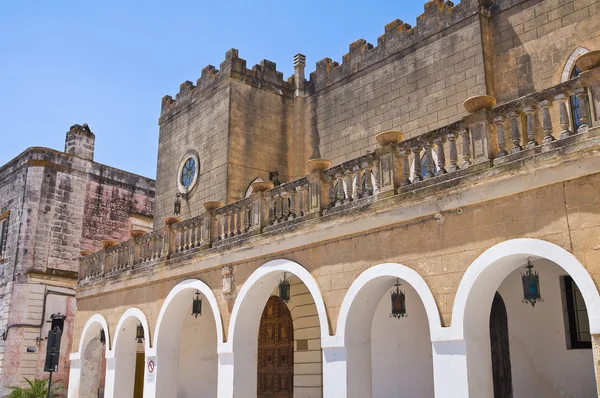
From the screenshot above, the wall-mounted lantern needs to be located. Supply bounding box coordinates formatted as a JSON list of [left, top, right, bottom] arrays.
[[390, 279, 407, 319], [99, 330, 106, 345], [136, 323, 145, 343], [192, 290, 202, 318], [521, 257, 543, 307], [279, 272, 291, 303], [174, 193, 187, 216]]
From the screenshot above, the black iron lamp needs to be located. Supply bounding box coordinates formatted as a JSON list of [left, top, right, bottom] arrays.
[[99, 330, 106, 345], [390, 279, 407, 319], [521, 257, 543, 307], [192, 290, 202, 318], [279, 272, 291, 303], [174, 193, 187, 216], [135, 322, 144, 343]]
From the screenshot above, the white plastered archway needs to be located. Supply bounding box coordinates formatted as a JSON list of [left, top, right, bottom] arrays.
[[109, 308, 151, 398], [336, 263, 442, 398], [561, 46, 590, 83], [225, 259, 331, 398], [451, 238, 600, 397], [68, 314, 110, 398], [152, 279, 224, 398]]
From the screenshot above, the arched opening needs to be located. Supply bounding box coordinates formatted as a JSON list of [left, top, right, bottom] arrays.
[[228, 260, 329, 398], [78, 315, 109, 398], [153, 279, 224, 397], [338, 264, 441, 398], [454, 239, 600, 397], [112, 309, 150, 398], [561, 47, 591, 133]]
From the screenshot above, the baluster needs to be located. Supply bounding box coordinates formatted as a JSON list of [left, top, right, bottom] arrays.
[[343, 171, 353, 203], [227, 212, 234, 237], [508, 111, 523, 153], [327, 176, 335, 209], [335, 173, 345, 205], [524, 105, 537, 149], [234, 209, 242, 235], [266, 196, 275, 225], [423, 141, 435, 179], [288, 190, 297, 220], [295, 186, 304, 217], [194, 221, 201, 247], [362, 161, 374, 195], [281, 192, 291, 220], [399, 148, 411, 185], [219, 214, 226, 240], [411, 145, 422, 182], [434, 136, 447, 175], [352, 166, 361, 200], [539, 100, 554, 144], [274, 195, 283, 223], [555, 94, 572, 139], [447, 132, 460, 171], [460, 129, 472, 167], [493, 116, 508, 157], [176, 227, 183, 252], [186, 224, 193, 249], [245, 205, 252, 231], [302, 184, 310, 214], [575, 87, 590, 132]]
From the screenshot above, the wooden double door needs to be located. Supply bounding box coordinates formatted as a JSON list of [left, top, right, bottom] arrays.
[[257, 296, 294, 398], [490, 292, 513, 398]]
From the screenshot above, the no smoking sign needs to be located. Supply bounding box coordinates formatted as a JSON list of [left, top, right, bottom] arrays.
[[146, 356, 156, 383]]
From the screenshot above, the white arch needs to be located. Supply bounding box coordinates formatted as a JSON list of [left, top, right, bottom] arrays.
[[77, 313, 110, 355], [452, 238, 600, 338], [153, 278, 224, 347], [561, 46, 590, 82], [227, 258, 330, 346], [244, 176, 264, 198], [336, 263, 443, 343], [225, 259, 330, 398], [112, 308, 151, 352]]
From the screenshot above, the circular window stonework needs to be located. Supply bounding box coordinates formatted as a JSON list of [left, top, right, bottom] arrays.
[[177, 151, 200, 194]]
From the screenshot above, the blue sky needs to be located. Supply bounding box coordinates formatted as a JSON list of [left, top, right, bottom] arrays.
[[0, 1, 429, 178]]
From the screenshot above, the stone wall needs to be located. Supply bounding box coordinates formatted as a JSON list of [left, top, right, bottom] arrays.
[[227, 79, 294, 202], [0, 127, 155, 395], [491, 0, 600, 101]]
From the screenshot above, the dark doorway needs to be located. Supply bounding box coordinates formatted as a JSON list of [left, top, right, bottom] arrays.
[[257, 295, 294, 398], [489, 292, 513, 398]]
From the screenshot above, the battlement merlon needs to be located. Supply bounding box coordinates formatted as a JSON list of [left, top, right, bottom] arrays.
[[308, 0, 490, 91], [159, 49, 295, 123]]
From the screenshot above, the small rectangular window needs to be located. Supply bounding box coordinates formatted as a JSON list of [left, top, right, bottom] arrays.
[[0, 211, 9, 261], [562, 275, 592, 349]]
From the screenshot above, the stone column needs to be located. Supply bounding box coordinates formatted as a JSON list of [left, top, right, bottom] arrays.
[[494, 116, 508, 157], [435, 136, 447, 175], [539, 100, 554, 144], [555, 93, 572, 139], [460, 129, 472, 168], [411, 145, 423, 182], [508, 111, 523, 153], [524, 105, 537, 149], [575, 87, 590, 132], [447, 132, 460, 172]]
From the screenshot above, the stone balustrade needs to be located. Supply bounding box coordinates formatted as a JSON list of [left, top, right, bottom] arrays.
[[79, 65, 600, 283]]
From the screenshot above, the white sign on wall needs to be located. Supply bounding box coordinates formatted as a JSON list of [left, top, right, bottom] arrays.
[[146, 356, 156, 383]]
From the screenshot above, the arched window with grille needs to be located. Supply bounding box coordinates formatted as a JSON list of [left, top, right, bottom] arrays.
[[570, 65, 583, 132]]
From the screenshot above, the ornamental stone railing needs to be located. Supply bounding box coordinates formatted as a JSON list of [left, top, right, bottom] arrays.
[[79, 63, 600, 284]]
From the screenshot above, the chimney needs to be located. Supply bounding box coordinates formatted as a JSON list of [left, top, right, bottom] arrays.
[[65, 123, 95, 161]]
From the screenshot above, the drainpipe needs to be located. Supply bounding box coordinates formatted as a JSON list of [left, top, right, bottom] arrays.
[[1, 287, 75, 341]]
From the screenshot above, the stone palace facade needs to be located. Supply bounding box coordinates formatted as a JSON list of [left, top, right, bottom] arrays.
[[0, 125, 154, 396], [70, 0, 600, 396]]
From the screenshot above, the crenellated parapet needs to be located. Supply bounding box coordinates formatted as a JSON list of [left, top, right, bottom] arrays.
[[308, 0, 483, 91], [159, 49, 293, 123]]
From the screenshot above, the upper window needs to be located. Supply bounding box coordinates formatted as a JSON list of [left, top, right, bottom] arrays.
[[570, 65, 583, 132], [0, 210, 9, 262], [561, 275, 591, 349], [176, 151, 200, 194]]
